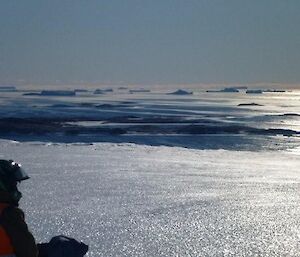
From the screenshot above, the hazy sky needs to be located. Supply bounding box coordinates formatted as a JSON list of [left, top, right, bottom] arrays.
[[1, 0, 300, 85]]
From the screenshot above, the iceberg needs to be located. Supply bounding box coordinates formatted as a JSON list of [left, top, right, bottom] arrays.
[[206, 87, 239, 93], [238, 103, 263, 106], [40, 90, 76, 96], [168, 89, 193, 95], [246, 89, 263, 94], [129, 89, 151, 93], [93, 88, 113, 94]]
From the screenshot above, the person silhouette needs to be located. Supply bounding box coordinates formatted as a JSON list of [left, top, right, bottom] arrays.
[[0, 159, 38, 257], [0, 159, 88, 257]]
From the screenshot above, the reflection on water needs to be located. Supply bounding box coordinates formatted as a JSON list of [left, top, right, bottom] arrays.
[[286, 146, 300, 155]]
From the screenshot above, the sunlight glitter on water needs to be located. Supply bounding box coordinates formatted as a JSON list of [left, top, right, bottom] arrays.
[[286, 146, 300, 155]]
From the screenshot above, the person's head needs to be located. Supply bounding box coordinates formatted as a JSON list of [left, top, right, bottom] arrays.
[[0, 159, 29, 205]]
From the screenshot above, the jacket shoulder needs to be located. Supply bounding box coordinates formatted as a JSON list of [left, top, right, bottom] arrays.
[[1, 205, 38, 257], [2, 205, 25, 221]]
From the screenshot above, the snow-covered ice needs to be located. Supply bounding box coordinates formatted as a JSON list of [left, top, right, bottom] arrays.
[[1, 140, 300, 256]]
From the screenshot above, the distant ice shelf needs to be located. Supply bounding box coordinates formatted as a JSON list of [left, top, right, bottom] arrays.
[[0, 86, 16, 92], [23, 90, 76, 96]]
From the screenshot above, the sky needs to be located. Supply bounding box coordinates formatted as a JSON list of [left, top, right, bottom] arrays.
[[0, 0, 300, 85]]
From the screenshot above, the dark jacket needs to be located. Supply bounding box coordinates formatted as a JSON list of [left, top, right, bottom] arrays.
[[0, 191, 38, 257]]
